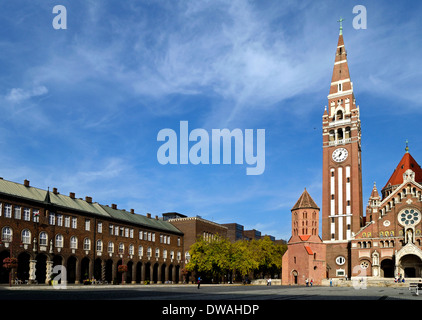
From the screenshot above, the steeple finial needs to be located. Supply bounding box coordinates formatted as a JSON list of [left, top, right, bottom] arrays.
[[405, 139, 409, 153], [337, 17, 345, 35]]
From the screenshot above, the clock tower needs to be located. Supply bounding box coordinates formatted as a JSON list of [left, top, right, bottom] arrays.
[[322, 22, 364, 276]]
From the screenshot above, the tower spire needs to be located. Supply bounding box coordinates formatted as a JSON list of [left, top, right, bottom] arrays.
[[337, 17, 345, 35], [405, 139, 409, 153]]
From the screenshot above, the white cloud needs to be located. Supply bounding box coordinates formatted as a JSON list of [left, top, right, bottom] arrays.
[[5, 85, 48, 104]]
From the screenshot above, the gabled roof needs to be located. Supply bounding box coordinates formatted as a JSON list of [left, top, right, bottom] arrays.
[[292, 188, 320, 211], [383, 152, 422, 189]]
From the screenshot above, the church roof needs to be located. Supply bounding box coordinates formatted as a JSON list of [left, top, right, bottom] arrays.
[[383, 151, 422, 189], [292, 189, 320, 210]]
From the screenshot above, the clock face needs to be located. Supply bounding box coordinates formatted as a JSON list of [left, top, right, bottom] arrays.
[[332, 148, 348, 162]]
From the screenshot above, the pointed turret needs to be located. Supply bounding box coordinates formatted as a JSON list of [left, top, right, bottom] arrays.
[[292, 188, 320, 211], [44, 187, 51, 204]]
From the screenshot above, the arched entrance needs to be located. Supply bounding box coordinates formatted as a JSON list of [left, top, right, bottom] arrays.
[[35, 253, 48, 284], [80, 257, 90, 282], [401, 255, 422, 278], [94, 258, 102, 281], [67, 256, 77, 284], [127, 261, 133, 284], [105, 259, 113, 283], [395, 243, 422, 278], [292, 270, 298, 284], [153, 263, 159, 283], [380, 259, 394, 278], [17, 252, 30, 283], [145, 262, 151, 282]]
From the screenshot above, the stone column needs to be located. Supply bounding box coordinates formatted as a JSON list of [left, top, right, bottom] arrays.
[[131, 264, 136, 284], [141, 263, 145, 283], [29, 260, 37, 284], [172, 266, 176, 283], [164, 264, 169, 283], [157, 263, 162, 284], [46, 260, 53, 284], [75, 259, 81, 284]]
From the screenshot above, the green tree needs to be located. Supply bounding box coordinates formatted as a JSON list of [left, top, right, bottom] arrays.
[[186, 234, 232, 283]]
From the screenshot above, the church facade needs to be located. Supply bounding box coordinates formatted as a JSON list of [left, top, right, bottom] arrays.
[[282, 24, 422, 285]]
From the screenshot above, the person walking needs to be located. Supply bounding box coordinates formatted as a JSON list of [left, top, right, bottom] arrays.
[[197, 276, 201, 289]]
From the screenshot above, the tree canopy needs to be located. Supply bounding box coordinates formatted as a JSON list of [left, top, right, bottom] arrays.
[[185, 235, 287, 283]]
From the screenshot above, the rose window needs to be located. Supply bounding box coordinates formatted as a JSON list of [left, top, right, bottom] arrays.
[[398, 208, 420, 227]]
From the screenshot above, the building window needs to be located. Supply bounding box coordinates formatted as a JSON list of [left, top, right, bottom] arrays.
[[64, 216, 70, 227], [85, 219, 90, 231], [129, 229, 133, 239], [83, 238, 91, 251], [96, 240, 103, 252], [163, 249, 167, 259], [170, 251, 174, 260], [14, 206, 21, 219], [71, 217, 77, 229], [155, 248, 160, 258], [22, 229, 31, 244], [108, 242, 114, 253], [57, 214, 63, 226], [147, 247, 152, 257], [4, 204, 12, 218], [118, 243, 124, 254], [138, 246, 143, 257], [23, 208, 31, 221], [139, 231, 143, 240], [109, 224, 114, 235], [2, 226, 12, 242], [129, 244, 134, 255], [177, 237, 181, 246], [97, 222, 102, 233], [55, 234, 63, 248], [177, 252, 181, 260], [48, 212, 56, 226], [49, 212, 55, 225], [70, 236, 78, 249], [336, 256, 346, 266], [39, 232, 48, 246]]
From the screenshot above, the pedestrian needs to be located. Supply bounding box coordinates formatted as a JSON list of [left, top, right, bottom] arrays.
[[330, 278, 333, 287], [197, 276, 201, 289], [268, 277, 272, 286], [310, 279, 313, 287], [305, 278, 309, 287]]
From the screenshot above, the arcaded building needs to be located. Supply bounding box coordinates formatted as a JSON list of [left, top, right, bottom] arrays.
[[0, 178, 184, 284]]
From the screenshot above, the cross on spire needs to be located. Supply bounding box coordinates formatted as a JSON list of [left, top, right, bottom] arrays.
[[337, 17, 345, 35], [405, 139, 409, 153]]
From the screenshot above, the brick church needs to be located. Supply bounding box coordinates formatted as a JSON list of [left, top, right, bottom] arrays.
[[282, 23, 422, 285]]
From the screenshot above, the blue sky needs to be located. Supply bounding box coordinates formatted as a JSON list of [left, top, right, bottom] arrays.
[[0, 1, 421, 240]]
